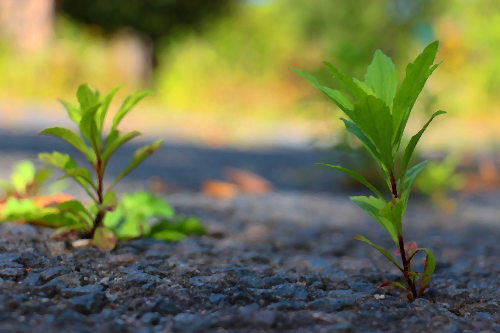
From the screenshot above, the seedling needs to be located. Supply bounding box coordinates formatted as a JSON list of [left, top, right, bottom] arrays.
[[104, 190, 206, 242], [36, 84, 162, 249], [292, 41, 444, 300], [415, 154, 463, 213]]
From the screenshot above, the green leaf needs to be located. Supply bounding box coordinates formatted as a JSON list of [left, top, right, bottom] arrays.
[[76, 84, 97, 110], [11, 160, 35, 194], [34, 168, 52, 187], [93, 227, 117, 251], [354, 235, 403, 271], [39, 127, 90, 160], [364, 49, 398, 109], [379, 198, 404, 237], [103, 191, 118, 210], [1, 197, 53, 221], [38, 152, 97, 202], [400, 111, 446, 192], [392, 41, 440, 147], [353, 78, 376, 96], [102, 130, 142, 164], [79, 103, 102, 153], [177, 217, 206, 236], [96, 85, 121, 133], [317, 164, 386, 201], [322, 61, 366, 101], [417, 248, 436, 295], [289, 68, 354, 117], [121, 191, 175, 218], [399, 160, 427, 205], [350, 196, 398, 244], [59, 99, 82, 124], [52, 223, 88, 237], [151, 230, 187, 242], [349, 95, 394, 171], [58, 167, 95, 189], [379, 281, 410, 293], [56, 200, 93, 227], [108, 140, 163, 191], [340, 118, 384, 168], [111, 89, 153, 131]]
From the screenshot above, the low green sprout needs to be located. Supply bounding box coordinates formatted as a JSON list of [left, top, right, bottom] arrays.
[[0, 84, 205, 250], [0, 160, 54, 201], [292, 41, 445, 300], [105, 190, 206, 242], [415, 154, 463, 213]]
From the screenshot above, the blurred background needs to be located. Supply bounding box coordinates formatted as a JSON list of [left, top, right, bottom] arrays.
[[0, 0, 499, 205]]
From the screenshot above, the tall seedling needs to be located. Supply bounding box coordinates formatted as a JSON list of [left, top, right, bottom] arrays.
[[292, 41, 444, 300], [38, 84, 162, 249]]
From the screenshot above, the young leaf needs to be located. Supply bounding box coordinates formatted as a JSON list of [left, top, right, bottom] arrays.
[[11, 160, 35, 194], [400, 111, 446, 190], [96, 85, 121, 133], [322, 61, 366, 101], [379, 281, 410, 293], [107, 140, 163, 192], [417, 248, 436, 295], [101, 130, 142, 164], [59, 100, 82, 124], [353, 78, 376, 96], [350, 196, 398, 244], [354, 235, 403, 271], [39, 127, 91, 161], [392, 41, 439, 147], [93, 227, 117, 251], [76, 84, 97, 110], [399, 160, 427, 205], [177, 217, 206, 236], [290, 68, 355, 117], [52, 223, 88, 237], [79, 103, 102, 152], [151, 230, 187, 242], [38, 152, 97, 202], [57, 168, 96, 190], [317, 164, 386, 201], [340, 118, 389, 182], [111, 89, 153, 131], [364, 50, 398, 109], [103, 191, 118, 210], [56, 200, 93, 227], [350, 95, 394, 171], [378, 198, 404, 237]]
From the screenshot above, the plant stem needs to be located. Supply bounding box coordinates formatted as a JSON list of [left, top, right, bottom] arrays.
[[391, 173, 417, 298], [90, 157, 106, 237]]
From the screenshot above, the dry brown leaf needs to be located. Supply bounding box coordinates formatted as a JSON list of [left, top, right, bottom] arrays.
[[201, 179, 239, 199], [224, 167, 273, 194], [34, 193, 74, 207]]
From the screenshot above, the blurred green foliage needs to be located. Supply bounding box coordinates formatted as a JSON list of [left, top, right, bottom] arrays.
[[56, 0, 234, 63], [1, 0, 500, 151], [414, 154, 463, 213], [104, 190, 206, 242]]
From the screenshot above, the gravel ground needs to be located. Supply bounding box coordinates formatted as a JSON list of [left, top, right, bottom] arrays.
[[0, 131, 499, 332]]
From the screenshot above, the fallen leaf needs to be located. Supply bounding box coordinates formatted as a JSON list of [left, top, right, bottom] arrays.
[[34, 193, 74, 208], [201, 179, 238, 199], [224, 167, 273, 194]]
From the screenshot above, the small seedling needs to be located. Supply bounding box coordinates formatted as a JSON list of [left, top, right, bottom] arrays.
[[36, 84, 162, 249], [104, 190, 206, 242], [292, 41, 444, 300]]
